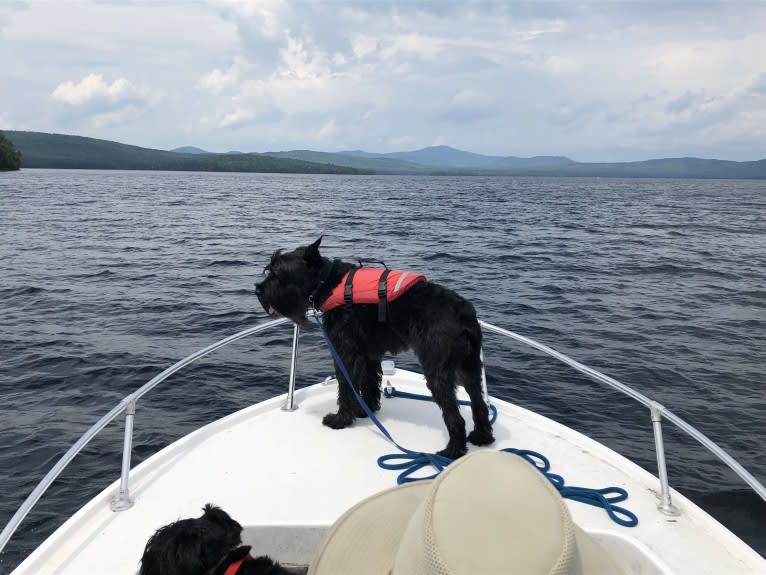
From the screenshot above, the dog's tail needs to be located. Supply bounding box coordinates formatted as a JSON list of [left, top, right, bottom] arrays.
[[460, 301, 484, 367]]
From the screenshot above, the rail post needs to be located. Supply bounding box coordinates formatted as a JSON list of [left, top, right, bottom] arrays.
[[283, 323, 300, 411], [650, 402, 680, 516], [110, 396, 136, 511], [480, 347, 490, 408]]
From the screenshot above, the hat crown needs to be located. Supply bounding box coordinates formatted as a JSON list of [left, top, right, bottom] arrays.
[[392, 451, 578, 574]]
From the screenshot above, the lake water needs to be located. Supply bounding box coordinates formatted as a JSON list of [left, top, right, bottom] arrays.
[[1, 169, 764, 571]]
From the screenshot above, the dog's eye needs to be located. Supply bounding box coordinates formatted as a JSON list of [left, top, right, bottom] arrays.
[[263, 266, 281, 282]]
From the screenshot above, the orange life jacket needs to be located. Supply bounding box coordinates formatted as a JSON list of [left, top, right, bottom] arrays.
[[320, 268, 426, 320]]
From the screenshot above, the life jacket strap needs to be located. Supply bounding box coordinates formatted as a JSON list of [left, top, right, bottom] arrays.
[[378, 269, 391, 322], [344, 267, 358, 308]]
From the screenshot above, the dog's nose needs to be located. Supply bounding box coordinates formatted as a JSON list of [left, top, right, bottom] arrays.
[[254, 282, 263, 296]]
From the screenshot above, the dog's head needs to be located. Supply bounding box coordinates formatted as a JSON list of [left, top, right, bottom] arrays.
[[139, 504, 242, 575], [254, 237, 325, 324]]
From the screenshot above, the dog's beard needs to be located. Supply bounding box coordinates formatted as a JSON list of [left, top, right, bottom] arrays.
[[256, 293, 277, 316], [259, 297, 281, 318], [259, 286, 311, 323], [259, 297, 278, 317]]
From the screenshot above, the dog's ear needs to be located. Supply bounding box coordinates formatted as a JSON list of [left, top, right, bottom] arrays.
[[304, 236, 323, 264], [201, 504, 241, 534]]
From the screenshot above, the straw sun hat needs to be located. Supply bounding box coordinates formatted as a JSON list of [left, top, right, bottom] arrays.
[[309, 450, 623, 575]]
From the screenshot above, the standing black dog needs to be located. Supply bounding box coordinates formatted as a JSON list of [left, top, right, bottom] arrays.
[[254, 237, 494, 459], [139, 504, 292, 575]]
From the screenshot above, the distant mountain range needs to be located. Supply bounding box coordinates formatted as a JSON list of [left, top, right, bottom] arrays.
[[6, 131, 766, 178], [339, 147, 574, 170], [6, 132, 366, 174]]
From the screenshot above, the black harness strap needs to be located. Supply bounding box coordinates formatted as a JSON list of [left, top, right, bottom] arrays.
[[344, 267, 358, 308], [377, 269, 391, 322], [309, 259, 338, 310]]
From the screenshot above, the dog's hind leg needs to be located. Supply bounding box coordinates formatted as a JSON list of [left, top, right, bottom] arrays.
[[425, 368, 468, 460], [359, 357, 382, 414], [459, 364, 495, 446]]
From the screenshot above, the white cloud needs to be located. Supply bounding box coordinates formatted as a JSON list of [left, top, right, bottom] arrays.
[[200, 64, 240, 93], [220, 0, 285, 39], [220, 108, 255, 128], [278, 35, 326, 81], [46, 73, 150, 130], [51, 74, 139, 106]]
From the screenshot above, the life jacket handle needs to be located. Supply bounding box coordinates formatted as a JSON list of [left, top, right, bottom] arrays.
[[357, 257, 388, 269]]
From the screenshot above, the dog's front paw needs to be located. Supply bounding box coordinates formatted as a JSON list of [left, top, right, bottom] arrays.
[[468, 428, 495, 446], [437, 444, 467, 461], [352, 402, 373, 418], [322, 411, 354, 429]]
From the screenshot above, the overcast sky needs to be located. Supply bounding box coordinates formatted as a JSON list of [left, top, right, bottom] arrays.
[[2, 1, 766, 161]]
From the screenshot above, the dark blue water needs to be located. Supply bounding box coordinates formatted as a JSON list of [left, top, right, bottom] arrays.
[[1, 169, 764, 571]]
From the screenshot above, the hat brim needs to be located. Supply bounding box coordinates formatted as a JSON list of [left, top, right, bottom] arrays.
[[572, 525, 622, 574], [309, 481, 431, 575]]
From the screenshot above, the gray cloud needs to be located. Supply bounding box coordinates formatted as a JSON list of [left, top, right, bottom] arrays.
[[0, 1, 27, 35], [750, 73, 766, 95], [666, 91, 708, 116]]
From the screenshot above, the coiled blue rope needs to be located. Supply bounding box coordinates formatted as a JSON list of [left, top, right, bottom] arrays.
[[313, 315, 638, 527]]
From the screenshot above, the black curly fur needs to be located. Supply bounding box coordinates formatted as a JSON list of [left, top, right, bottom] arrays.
[[139, 504, 291, 575], [255, 237, 495, 459]]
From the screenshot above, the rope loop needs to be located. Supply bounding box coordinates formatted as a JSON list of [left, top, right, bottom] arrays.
[[377, 452, 453, 484], [559, 486, 637, 527], [500, 448, 638, 527]]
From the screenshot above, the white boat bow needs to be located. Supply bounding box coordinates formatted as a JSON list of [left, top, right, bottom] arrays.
[[2, 316, 764, 574]]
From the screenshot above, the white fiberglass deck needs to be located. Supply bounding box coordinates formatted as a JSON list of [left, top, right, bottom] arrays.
[[12, 369, 766, 575]]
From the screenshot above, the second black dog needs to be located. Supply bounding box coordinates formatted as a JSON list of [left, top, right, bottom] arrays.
[[139, 504, 292, 575], [255, 238, 494, 459]]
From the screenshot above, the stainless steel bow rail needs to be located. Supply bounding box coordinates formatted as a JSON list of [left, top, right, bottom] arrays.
[[2, 315, 765, 554]]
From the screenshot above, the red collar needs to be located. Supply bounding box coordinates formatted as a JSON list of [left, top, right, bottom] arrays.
[[223, 552, 253, 575]]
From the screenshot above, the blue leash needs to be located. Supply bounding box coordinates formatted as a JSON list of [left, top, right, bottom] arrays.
[[312, 315, 638, 527], [383, 386, 499, 424]]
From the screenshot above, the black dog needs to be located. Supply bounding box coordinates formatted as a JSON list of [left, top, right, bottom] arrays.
[[139, 504, 292, 575], [254, 237, 494, 459]]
